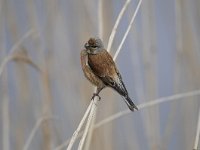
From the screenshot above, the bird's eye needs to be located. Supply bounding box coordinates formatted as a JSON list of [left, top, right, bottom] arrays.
[[91, 45, 98, 48]]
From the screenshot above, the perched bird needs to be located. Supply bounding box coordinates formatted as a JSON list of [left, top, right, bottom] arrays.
[[80, 37, 138, 111]]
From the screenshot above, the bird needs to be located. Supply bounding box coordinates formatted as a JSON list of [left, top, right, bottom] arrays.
[[80, 37, 138, 111]]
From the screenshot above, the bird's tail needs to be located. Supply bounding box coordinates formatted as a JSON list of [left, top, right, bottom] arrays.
[[123, 96, 138, 111]]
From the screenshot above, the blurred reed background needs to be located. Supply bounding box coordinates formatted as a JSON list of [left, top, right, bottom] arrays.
[[0, 0, 200, 150]]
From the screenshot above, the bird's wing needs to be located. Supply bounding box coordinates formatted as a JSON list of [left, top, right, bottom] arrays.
[[88, 50, 128, 96], [88, 50, 115, 77]]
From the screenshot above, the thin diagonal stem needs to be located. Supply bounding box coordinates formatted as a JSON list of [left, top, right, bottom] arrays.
[[0, 29, 35, 78], [66, 102, 92, 150], [95, 90, 200, 128], [193, 107, 200, 150], [113, 0, 142, 60], [78, 100, 97, 150], [107, 0, 131, 52], [55, 90, 200, 150], [23, 116, 58, 150]]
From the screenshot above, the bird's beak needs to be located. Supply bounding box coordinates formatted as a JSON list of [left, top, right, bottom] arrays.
[[84, 42, 89, 49]]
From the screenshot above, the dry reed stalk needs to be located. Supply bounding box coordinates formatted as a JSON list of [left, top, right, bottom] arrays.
[[0, 30, 34, 150], [0, 30, 35, 78], [193, 108, 200, 150], [107, 0, 131, 52], [55, 89, 200, 150], [66, 102, 93, 150], [95, 90, 200, 128], [23, 116, 58, 150]]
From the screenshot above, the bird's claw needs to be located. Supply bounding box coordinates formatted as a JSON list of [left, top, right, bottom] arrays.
[[91, 93, 101, 101]]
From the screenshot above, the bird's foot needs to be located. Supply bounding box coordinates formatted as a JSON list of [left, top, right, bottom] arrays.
[[91, 93, 101, 101]]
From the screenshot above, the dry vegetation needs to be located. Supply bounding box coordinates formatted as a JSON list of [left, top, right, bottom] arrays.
[[0, 0, 200, 150]]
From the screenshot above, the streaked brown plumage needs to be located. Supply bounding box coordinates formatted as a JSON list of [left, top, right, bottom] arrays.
[[80, 37, 138, 111]]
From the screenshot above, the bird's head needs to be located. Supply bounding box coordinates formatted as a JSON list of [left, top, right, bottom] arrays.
[[84, 37, 104, 54]]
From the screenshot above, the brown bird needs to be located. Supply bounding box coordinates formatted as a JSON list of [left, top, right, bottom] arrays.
[[80, 37, 138, 111]]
